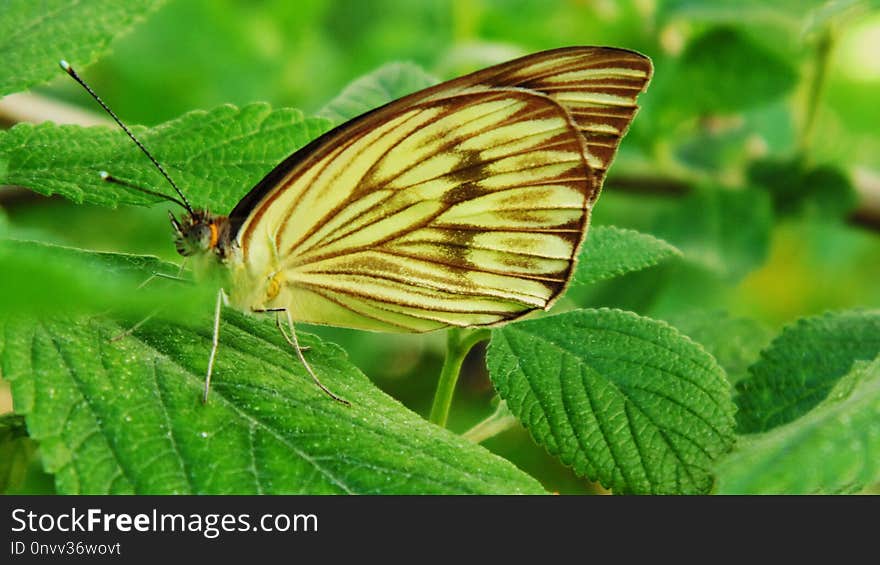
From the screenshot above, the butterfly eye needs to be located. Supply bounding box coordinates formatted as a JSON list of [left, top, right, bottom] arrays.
[[173, 221, 214, 257], [190, 224, 214, 250]]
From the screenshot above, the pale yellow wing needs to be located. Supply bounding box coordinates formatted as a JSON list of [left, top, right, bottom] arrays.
[[229, 47, 652, 332]]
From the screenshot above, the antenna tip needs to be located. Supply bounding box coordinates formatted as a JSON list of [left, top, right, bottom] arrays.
[[59, 60, 72, 73], [98, 170, 110, 180]]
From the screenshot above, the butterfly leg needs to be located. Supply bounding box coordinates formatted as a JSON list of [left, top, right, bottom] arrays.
[[139, 258, 191, 289], [109, 311, 158, 343], [110, 260, 191, 342], [251, 308, 309, 352], [274, 309, 350, 406], [202, 287, 225, 404], [137, 271, 193, 289]]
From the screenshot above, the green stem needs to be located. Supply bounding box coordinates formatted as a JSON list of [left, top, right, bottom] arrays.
[[429, 328, 491, 427], [799, 27, 834, 157], [462, 400, 518, 443]]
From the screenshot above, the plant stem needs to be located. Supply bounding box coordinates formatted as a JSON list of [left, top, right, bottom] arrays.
[[462, 400, 518, 443], [428, 328, 491, 427], [799, 27, 834, 157]]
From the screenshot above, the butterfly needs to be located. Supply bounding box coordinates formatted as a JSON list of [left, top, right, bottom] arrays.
[[62, 46, 652, 404]]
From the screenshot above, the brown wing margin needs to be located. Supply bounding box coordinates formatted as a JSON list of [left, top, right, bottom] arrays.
[[227, 46, 652, 237]]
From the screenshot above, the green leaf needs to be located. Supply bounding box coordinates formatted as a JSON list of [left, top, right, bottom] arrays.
[[318, 62, 439, 124], [652, 187, 773, 280], [736, 309, 880, 433], [804, 0, 879, 34], [0, 313, 544, 494], [667, 310, 774, 385], [673, 120, 750, 172], [660, 0, 825, 28], [717, 356, 880, 494], [0, 104, 331, 212], [0, 0, 164, 96], [488, 308, 735, 494], [673, 27, 798, 114], [0, 240, 211, 319], [0, 413, 39, 493], [748, 157, 809, 216], [748, 158, 858, 220], [803, 166, 860, 219], [574, 226, 682, 286]]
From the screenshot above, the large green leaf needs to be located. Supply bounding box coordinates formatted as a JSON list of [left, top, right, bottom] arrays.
[[717, 356, 880, 494], [574, 226, 681, 286], [0, 104, 331, 212], [0, 0, 163, 96], [488, 308, 735, 494], [736, 309, 880, 433], [0, 313, 544, 494]]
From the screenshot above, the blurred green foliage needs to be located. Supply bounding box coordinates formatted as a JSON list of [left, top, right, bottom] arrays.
[[3, 0, 880, 494]]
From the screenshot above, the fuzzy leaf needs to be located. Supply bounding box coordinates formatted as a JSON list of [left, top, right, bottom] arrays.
[[0, 104, 331, 212], [717, 356, 880, 494], [736, 309, 880, 433], [488, 308, 735, 494], [0, 313, 544, 495], [0, 0, 163, 96], [317, 62, 439, 124], [574, 226, 682, 286]]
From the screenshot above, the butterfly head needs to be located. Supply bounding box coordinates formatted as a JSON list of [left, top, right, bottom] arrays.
[[170, 210, 231, 259]]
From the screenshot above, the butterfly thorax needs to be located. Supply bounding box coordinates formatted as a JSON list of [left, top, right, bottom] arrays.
[[170, 210, 235, 262]]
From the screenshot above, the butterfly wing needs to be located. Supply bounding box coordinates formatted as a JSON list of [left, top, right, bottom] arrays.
[[228, 47, 652, 332]]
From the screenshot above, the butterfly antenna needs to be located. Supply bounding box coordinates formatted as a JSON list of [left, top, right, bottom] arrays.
[[98, 171, 190, 210], [59, 60, 194, 214]]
